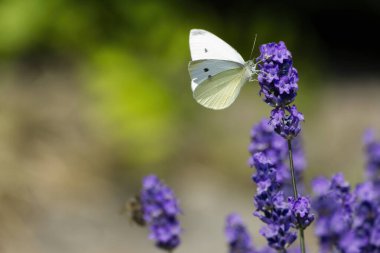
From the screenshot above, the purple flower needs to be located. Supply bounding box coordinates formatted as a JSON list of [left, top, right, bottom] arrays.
[[225, 214, 256, 253], [224, 214, 303, 253], [257, 247, 304, 253], [251, 152, 278, 185], [255, 193, 293, 225], [256, 42, 298, 107], [345, 130, 380, 252], [291, 136, 307, 173], [251, 151, 298, 251], [250, 41, 309, 250], [248, 119, 306, 193], [339, 231, 365, 253], [340, 181, 380, 253], [260, 224, 297, 251], [290, 196, 314, 229], [370, 217, 380, 247], [140, 175, 181, 251], [270, 105, 304, 140], [252, 153, 280, 211], [363, 129, 380, 180], [248, 118, 287, 169], [312, 173, 353, 253], [256, 247, 276, 253]]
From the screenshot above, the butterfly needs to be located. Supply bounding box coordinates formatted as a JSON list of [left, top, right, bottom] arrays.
[[188, 29, 258, 110]]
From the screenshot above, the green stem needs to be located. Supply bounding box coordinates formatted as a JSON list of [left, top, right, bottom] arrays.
[[288, 140, 298, 198], [299, 226, 306, 253], [287, 140, 306, 253]]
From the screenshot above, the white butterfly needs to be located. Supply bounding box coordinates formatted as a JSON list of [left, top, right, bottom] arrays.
[[188, 29, 258, 110]]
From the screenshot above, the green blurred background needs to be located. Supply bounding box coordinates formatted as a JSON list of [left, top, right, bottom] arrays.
[[0, 0, 380, 252]]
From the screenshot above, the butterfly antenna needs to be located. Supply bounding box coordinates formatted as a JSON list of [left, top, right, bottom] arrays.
[[249, 34, 258, 61]]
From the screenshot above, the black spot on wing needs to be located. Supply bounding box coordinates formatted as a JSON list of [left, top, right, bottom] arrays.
[[208, 75, 212, 79], [204, 68, 209, 72], [204, 48, 208, 53]]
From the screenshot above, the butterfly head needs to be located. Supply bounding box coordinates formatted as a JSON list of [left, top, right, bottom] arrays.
[[245, 60, 259, 81]]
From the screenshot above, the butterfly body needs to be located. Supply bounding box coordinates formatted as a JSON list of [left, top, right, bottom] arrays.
[[188, 29, 258, 110]]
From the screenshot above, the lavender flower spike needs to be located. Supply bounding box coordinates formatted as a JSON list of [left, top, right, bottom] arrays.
[[248, 118, 307, 195], [290, 196, 314, 229], [256, 41, 298, 107], [312, 173, 353, 253], [251, 152, 298, 251], [363, 129, 380, 180], [260, 224, 297, 251], [225, 213, 256, 253], [141, 175, 182, 251], [258, 193, 297, 251], [270, 105, 304, 140], [339, 181, 380, 253]]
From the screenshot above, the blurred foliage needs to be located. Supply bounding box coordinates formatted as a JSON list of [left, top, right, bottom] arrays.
[[0, 0, 325, 174], [87, 47, 180, 166]]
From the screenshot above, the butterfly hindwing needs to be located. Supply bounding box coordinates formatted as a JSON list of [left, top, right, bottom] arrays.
[[188, 29, 253, 109], [188, 59, 244, 91], [193, 68, 249, 110], [189, 29, 245, 64]]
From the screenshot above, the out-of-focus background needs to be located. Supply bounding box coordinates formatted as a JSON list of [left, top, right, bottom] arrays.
[[0, 0, 380, 252]]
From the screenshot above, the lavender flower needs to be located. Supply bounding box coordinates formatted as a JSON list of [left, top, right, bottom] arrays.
[[339, 181, 380, 253], [363, 129, 380, 180], [248, 118, 306, 195], [257, 193, 297, 251], [290, 196, 314, 229], [291, 136, 307, 174], [256, 42, 298, 107], [251, 153, 280, 211], [331, 131, 380, 253], [249, 115, 313, 251], [251, 152, 298, 251], [270, 105, 304, 140], [311, 133, 380, 253], [224, 214, 302, 253], [370, 216, 380, 248], [248, 118, 287, 172], [260, 224, 297, 251], [312, 173, 353, 253], [140, 175, 181, 251], [258, 247, 303, 253], [255, 41, 311, 253], [225, 213, 256, 253]]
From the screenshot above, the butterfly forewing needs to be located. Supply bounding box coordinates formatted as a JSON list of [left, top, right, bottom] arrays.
[[193, 68, 249, 110], [188, 29, 252, 109], [189, 29, 245, 64], [188, 59, 244, 91]]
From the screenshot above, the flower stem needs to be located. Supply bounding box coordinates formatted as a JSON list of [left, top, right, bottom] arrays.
[[299, 226, 306, 253], [287, 140, 306, 253]]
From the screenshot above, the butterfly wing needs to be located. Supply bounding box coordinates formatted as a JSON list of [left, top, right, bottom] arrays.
[[192, 67, 249, 110], [188, 29, 249, 110], [189, 29, 245, 64], [188, 59, 244, 91]]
